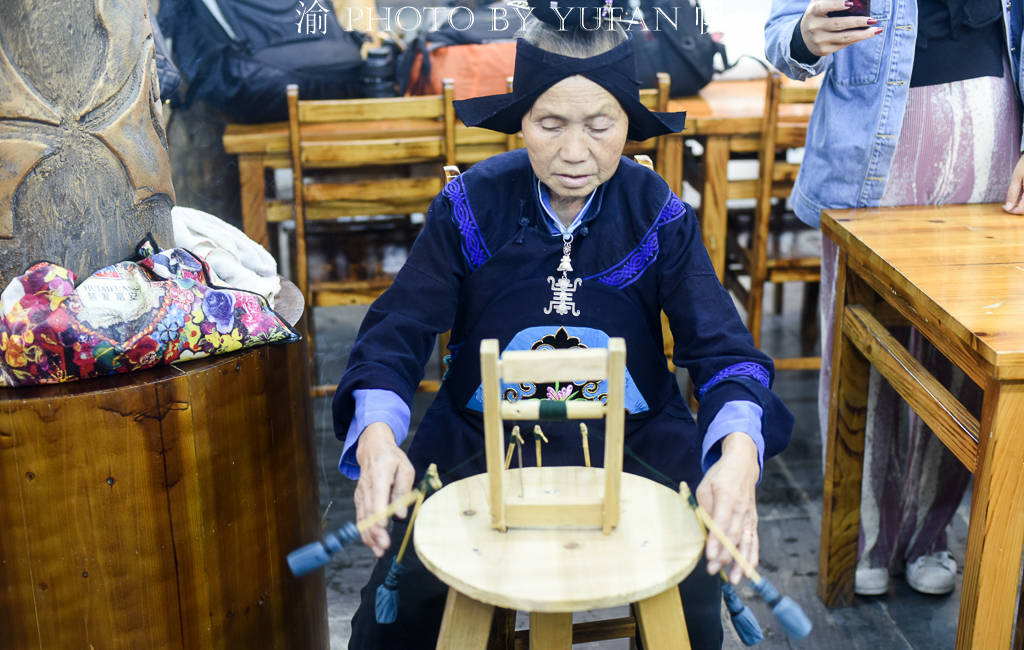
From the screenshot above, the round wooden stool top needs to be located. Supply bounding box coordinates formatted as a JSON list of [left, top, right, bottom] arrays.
[[414, 466, 705, 613]]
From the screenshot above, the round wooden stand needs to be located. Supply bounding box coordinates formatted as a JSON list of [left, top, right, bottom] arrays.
[[0, 337, 327, 648], [415, 467, 706, 649]]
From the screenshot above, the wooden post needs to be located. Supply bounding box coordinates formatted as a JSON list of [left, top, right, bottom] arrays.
[[0, 0, 174, 285], [481, 339, 506, 531], [603, 338, 626, 533]]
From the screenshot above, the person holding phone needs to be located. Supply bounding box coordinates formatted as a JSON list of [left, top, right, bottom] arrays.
[[766, 0, 1024, 596]]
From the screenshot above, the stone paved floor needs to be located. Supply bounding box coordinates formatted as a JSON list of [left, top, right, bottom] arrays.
[[309, 282, 970, 649]]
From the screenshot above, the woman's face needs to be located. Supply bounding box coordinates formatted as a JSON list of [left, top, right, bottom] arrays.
[[521, 76, 628, 204]]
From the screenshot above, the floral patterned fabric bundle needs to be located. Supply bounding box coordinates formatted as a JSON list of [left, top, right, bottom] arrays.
[[0, 239, 299, 387]]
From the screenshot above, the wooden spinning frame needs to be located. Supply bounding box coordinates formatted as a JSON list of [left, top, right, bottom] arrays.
[[480, 337, 626, 533], [414, 339, 706, 649]]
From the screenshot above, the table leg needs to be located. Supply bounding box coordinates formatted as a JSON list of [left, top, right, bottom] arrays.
[[436, 587, 494, 650], [818, 252, 872, 607], [700, 135, 729, 281], [957, 380, 1024, 649], [238, 155, 270, 251], [633, 585, 691, 650], [529, 612, 572, 649]]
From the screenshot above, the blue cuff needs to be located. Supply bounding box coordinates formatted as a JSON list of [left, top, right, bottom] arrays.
[[701, 400, 765, 483], [338, 389, 411, 479]]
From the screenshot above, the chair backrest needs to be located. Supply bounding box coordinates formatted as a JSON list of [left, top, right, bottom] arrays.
[[755, 73, 818, 219], [286, 81, 457, 301], [480, 338, 626, 535], [747, 73, 819, 279]]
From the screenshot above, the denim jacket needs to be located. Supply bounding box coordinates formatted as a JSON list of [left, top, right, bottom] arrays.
[[765, 0, 1024, 227]]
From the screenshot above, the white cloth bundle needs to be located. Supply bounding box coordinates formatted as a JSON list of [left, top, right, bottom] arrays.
[[171, 206, 281, 307]]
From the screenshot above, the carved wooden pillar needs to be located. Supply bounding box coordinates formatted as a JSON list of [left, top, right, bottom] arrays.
[[0, 0, 175, 285]]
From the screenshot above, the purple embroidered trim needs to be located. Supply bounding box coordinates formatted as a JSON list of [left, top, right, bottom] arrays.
[[697, 362, 771, 399], [443, 176, 491, 269], [584, 194, 687, 289]]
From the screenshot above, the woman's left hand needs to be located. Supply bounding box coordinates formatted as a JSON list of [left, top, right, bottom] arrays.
[[1004, 153, 1024, 214], [696, 432, 761, 584]]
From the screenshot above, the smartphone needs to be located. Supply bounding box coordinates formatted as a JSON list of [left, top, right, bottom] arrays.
[[828, 0, 870, 18]]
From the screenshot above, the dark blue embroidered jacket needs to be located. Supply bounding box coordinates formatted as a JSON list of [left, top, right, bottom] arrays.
[[333, 149, 793, 485]]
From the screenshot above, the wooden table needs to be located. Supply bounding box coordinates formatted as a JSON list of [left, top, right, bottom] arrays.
[[221, 78, 813, 278], [819, 203, 1024, 649]]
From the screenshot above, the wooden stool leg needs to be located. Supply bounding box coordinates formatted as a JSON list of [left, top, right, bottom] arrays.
[[436, 588, 494, 650], [488, 608, 516, 650], [633, 586, 691, 650], [529, 612, 572, 649]]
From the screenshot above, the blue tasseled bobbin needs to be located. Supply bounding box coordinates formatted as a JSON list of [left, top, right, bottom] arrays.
[[721, 578, 764, 646], [751, 577, 812, 640], [286, 521, 360, 577], [374, 557, 408, 624]]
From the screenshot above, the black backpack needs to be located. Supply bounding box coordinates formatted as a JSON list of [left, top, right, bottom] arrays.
[[398, 0, 727, 99], [628, 0, 728, 97], [157, 0, 367, 123]]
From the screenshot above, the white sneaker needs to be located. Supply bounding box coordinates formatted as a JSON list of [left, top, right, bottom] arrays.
[[854, 567, 890, 596], [906, 551, 957, 595]]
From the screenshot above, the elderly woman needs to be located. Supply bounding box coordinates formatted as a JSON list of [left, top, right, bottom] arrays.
[[333, 4, 793, 647]]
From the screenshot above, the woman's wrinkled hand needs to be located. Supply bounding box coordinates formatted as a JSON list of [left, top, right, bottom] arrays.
[[800, 0, 881, 57], [696, 433, 761, 584], [1003, 153, 1024, 214], [354, 422, 416, 557]]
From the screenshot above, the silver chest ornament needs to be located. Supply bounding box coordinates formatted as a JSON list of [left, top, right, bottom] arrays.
[[545, 234, 581, 317]]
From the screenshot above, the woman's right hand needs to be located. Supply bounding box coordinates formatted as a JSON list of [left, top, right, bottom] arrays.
[[800, 0, 882, 57], [354, 422, 416, 557]]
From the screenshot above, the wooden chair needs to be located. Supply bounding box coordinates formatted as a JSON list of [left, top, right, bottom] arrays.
[[723, 72, 821, 371], [286, 81, 457, 394]]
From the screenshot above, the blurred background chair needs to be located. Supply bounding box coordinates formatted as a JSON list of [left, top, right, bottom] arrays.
[[287, 80, 457, 395], [723, 72, 820, 370]]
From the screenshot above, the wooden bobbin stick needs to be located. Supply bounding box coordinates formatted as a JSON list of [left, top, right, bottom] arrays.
[[679, 482, 762, 583], [394, 490, 426, 564], [533, 425, 548, 468], [357, 490, 422, 533], [357, 464, 441, 535], [580, 423, 591, 468], [505, 442, 515, 470]]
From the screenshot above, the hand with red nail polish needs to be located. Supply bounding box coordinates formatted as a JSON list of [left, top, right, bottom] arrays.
[[800, 0, 882, 57]]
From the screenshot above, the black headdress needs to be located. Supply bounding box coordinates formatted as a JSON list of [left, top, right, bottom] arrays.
[[452, 0, 685, 142]]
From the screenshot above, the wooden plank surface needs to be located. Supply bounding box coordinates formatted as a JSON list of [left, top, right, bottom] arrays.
[[499, 347, 609, 383], [298, 95, 445, 122], [822, 204, 1024, 379], [415, 468, 704, 613], [0, 378, 186, 647]]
